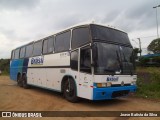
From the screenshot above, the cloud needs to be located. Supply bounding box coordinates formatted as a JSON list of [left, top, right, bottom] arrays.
[[0, 0, 159, 58], [95, 0, 157, 33], [115, 0, 156, 32], [0, 0, 40, 10]]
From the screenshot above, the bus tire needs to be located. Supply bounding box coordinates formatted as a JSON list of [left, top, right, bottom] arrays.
[[63, 78, 79, 103], [22, 75, 29, 89], [17, 74, 23, 87]]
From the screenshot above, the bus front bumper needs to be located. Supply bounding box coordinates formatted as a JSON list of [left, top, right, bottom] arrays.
[[93, 85, 137, 100]]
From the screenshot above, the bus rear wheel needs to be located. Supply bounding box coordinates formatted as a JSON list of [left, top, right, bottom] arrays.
[[17, 74, 23, 87], [22, 75, 29, 89], [63, 78, 79, 103]]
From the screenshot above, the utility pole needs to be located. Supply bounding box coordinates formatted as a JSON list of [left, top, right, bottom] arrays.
[[153, 5, 160, 38], [137, 38, 142, 57]]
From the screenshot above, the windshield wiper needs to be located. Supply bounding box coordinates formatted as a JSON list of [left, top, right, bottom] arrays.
[[121, 51, 133, 75], [104, 69, 115, 75], [104, 69, 115, 72], [116, 50, 123, 73]]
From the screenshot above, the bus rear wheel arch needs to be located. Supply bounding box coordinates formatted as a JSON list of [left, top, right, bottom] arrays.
[[17, 73, 23, 87], [22, 74, 29, 89], [62, 76, 79, 103]]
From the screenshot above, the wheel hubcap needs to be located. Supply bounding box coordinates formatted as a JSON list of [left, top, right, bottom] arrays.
[[65, 82, 74, 97]]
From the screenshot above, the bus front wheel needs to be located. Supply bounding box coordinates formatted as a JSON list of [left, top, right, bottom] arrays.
[[63, 78, 79, 103]]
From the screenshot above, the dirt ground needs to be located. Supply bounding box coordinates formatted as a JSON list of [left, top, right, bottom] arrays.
[[0, 76, 159, 120]]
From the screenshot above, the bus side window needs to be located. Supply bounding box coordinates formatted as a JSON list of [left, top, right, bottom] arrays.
[[80, 46, 91, 73], [20, 47, 26, 58], [55, 31, 70, 52], [72, 27, 90, 49], [71, 50, 79, 71], [14, 49, 20, 59], [11, 50, 15, 59], [43, 37, 54, 54], [25, 43, 33, 57], [47, 37, 54, 53], [43, 39, 48, 54], [33, 41, 42, 56]]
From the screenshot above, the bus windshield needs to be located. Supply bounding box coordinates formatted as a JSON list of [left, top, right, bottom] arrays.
[[90, 24, 135, 75], [93, 42, 135, 75], [90, 24, 131, 46]]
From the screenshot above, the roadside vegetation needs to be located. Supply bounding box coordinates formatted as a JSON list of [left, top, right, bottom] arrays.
[[0, 59, 10, 75], [133, 38, 160, 99], [136, 67, 160, 99]]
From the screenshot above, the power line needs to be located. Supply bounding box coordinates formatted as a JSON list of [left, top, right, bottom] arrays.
[[131, 39, 139, 45], [131, 35, 157, 39]]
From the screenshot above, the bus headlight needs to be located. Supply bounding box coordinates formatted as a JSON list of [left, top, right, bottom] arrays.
[[96, 82, 112, 87], [131, 81, 136, 85], [97, 83, 106, 87]]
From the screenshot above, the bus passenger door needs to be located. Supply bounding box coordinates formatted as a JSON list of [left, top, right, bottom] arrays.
[[79, 46, 93, 99]]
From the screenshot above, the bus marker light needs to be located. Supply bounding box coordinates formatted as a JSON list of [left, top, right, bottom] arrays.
[[107, 82, 112, 87], [131, 81, 136, 85], [97, 83, 107, 87]]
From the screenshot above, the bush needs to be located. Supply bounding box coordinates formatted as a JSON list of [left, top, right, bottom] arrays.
[[0, 59, 10, 75], [136, 67, 160, 99]]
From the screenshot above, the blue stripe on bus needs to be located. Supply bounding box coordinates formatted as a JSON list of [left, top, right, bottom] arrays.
[[22, 58, 29, 74], [93, 85, 137, 100], [10, 58, 29, 81]]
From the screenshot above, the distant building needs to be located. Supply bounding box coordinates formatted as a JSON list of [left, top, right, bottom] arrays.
[[142, 53, 160, 58], [140, 53, 160, 67]]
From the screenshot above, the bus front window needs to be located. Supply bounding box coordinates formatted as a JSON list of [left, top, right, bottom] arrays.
[[93, 43, 135, 75], [80, 46, 91, 73]]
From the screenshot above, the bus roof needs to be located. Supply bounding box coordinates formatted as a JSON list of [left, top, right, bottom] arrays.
[[53, 23, 127, 35], [14, 23, 127, 50]]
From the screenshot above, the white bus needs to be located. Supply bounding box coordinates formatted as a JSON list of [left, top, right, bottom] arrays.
[[10, 23, 137, 102]]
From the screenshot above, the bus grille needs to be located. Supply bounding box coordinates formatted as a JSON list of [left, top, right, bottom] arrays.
[[111, 84, 131, 87], [112, 90, 129, 98]]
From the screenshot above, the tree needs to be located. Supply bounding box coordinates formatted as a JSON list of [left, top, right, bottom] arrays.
[[147, 38, 160, 54], [0, 59, 10, 74], [133, 48, 140, 59]]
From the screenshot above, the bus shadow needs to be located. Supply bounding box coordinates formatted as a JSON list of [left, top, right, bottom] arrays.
[[28, 85, 129, 106], [28, 85, 63, 97], [80, 98, 129, 107]]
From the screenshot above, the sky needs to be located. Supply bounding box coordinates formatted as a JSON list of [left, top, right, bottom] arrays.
[[0, 0, 160, 58]]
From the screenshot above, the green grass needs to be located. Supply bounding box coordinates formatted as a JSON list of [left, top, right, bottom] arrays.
[[1, 71, 9, 76], [136, 67, 160, 99]]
